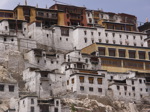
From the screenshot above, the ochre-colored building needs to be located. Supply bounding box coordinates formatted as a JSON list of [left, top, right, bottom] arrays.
[[50, 4, 87, 26], [13, 5, 63, 27], [0, 10, 14, 20], [81, 43, 150, 73]]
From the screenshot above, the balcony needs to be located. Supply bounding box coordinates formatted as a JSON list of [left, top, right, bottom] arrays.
[[90, 57, 99, 64]]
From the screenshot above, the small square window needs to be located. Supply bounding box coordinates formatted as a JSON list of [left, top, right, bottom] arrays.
[[9, 85, 14, 92], [89, 87, 93, 91], [80, 86, 84, 91], [91, 32, 93, 35], [98, 88, 102, 92]]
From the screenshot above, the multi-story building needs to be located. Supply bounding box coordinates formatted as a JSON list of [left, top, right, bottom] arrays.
[[50, 4, 87, 26], [0, 9, 14, 20], [86, 10, 138, 31], [13, 5, 63, 27], [81, 43, 150, 73]]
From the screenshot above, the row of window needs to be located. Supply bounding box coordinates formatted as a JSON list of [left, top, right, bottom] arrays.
[[84, 31, 143, 40], [119, 92, 143, 98], [67, 77, 102, 84], [0, 84, 15, 92], [60, 37, 69, 41], [99, 47, 149, 60], [80, 86, 102, 92], [117, 85, 149, 92]]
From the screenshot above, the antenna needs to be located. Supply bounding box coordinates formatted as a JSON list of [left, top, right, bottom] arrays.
[[146, 18, 149, 22], [36, 3, 38, 8], [25, 0, 27, 5], [53, 0, 72, 5]]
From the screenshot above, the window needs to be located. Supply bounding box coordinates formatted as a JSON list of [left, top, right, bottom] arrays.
[[119, 49, 125, 57], [84, 31, 87, 35], [78, 58, 80, 61], [133, 36, 136, 39], [110, 76, 113, 80], [99, 39, 101, 43], [11, 38, 14, 41], [98, 32, 101, 36], [126, 35, 128, 39], [88, 77, 94, 84], [140, 94, 143, 98], [61, 28, 69, 36], [112, 33, 115, 37], [51, 60, 54, 64], [5, 26, 7, 30], [4, 38, 6, 42], [72, 78, 74, 84], [139, 79, 142, 84], [55, 108, 58, 112], [84, 38, 87, 43], [91, 32, 93, 36], [67, 80, 69, 85], [56, 101, 59, 106], [120, 41, 122, 45], [31, 99, 34, 104], [134, 43, 136, 46], [0, 85, 4, 91], [98, 88, 102, 92], [109, 48, 116, 56], [80, 86, 84, 91], [9, 85, 14, 92], [119, 35, 122, 38], [89, 87, 93, 91], [91, 39, 94, 43], [29, 36, 31, 39], [97, 78, 102, 84], [106, 39, 109, 43], [117, 86, 120, 90], [105, 33, 108, 37], [98, 47, 105, 55], [79, 76, 84, 83], [132, 80, 134, 85], [124, 86, 127, 91], [140, 36, 143, 40], [66, 38, 68, 41], [85, 59, 88, 63], [129, 50, 136, 58], [139, 51, 145, 59], [132, 87, 135, 91], [129, 93, 131, 96], [113, 40, 116, 44], [36, 22, 41, 27], [47, 34, 49, 37], [140, 88, 142, 91], [31, 107, 34, 112]]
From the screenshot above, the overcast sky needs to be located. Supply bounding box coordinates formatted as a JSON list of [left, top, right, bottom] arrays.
[[0, 0, 149, 25]]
